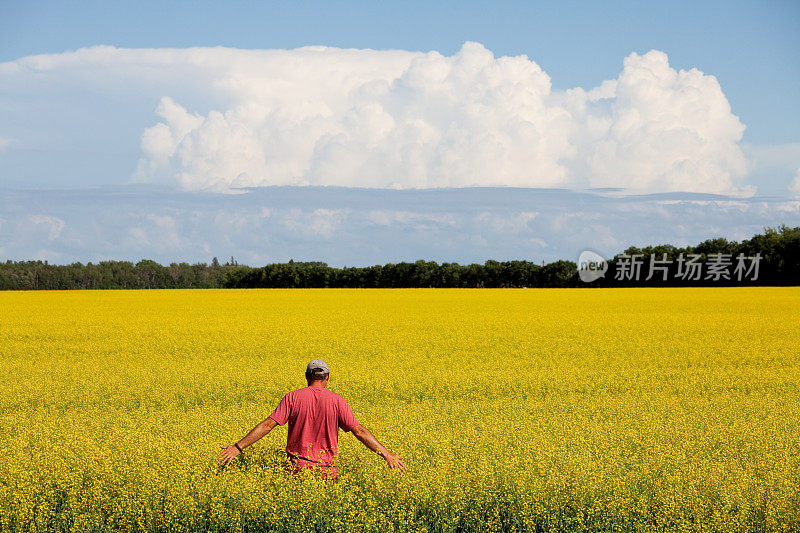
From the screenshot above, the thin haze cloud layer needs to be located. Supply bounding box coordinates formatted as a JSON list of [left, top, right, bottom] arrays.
[[1, 43, 753, 195], [2, 187, 797, 266]]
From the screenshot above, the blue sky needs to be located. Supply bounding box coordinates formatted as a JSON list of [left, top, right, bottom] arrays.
[[0, 1, 798, 265], [3, 0, 798, 143]]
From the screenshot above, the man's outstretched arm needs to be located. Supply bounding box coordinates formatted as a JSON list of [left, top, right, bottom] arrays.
[[217, 417, 279, 466], [350, 424, 406, 472]]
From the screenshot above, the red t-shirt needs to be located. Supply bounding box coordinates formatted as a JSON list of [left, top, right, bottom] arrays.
[[268, 386, 359, 478]]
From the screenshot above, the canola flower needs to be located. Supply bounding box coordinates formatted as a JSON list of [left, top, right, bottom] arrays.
[[0, 288, 798, 532]]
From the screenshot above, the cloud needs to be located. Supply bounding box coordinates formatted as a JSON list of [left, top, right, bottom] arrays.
[[29, 215, 66, 240], [0, 43, 750, 194], [124, 214, 183, 251], [743, 142, 800, 170], [281, 208, 346, 238], [132, 44, 748, 194], [2, 186, 796, 266], [563, 51, 749, 194], [790, 168, 800, 196], [741, 142, 800, 195], [476, 211, 538, 234], [147, 214, 181, 247], [366, 210, 457, 229]]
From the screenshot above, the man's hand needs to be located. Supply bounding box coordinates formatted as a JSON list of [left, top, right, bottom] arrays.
[[217, 445, 241, 466], [380, 450, 407, 472], [216, 418, 278, 467], [351, 424, 407, 473]]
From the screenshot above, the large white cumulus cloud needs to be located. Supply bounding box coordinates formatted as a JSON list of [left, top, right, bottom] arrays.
[[133, 42, 573, 190], [563, 51, 748, 193], [3, 43, 750, 194]]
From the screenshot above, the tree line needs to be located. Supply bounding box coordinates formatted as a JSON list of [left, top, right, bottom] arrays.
[[1, 226, 797, 290], [593, 224, 799, 287]]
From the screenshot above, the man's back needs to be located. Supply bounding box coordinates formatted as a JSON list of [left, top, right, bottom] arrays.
[[268, 386, 359, 477], [217, 360, 405, 476]]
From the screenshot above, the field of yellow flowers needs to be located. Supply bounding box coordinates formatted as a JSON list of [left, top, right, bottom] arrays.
[[0, 288, 798, 532]]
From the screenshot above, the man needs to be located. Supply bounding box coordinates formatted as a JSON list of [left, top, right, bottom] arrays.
[[217, 359, 406, 478]]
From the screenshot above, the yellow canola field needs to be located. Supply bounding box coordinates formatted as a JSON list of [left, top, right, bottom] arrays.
[[0, 288, 798, 532]]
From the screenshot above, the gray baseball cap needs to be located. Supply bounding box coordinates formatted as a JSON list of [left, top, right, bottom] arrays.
[[306, 359, 330, 374]]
